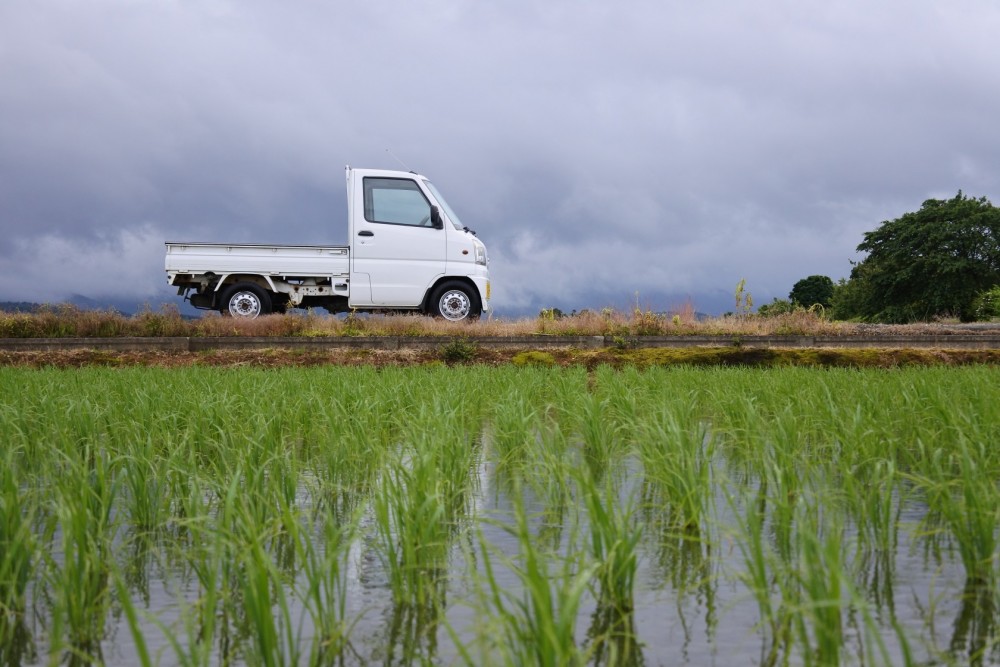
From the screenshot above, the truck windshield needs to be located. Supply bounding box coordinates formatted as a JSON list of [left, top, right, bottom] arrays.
[[424, 180, 465, 231]]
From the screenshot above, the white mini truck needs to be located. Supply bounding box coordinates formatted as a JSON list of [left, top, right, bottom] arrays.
[[165, 167, 490, 321]]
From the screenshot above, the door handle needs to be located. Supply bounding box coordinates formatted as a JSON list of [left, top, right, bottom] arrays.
[[358, 230, 374, 237]]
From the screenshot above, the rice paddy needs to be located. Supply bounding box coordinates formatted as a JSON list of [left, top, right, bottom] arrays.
[[1, 364, 999, 665]]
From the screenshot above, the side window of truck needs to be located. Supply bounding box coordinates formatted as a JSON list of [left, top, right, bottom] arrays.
[[363, 178, 433, 227]]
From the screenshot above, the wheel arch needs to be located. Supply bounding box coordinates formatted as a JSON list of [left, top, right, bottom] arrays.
[[421, 276, 482, 313], [213, 274, 278, 293]]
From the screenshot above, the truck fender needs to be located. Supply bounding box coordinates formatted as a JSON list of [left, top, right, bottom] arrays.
[[422, 277, 481, 316], [213, 274, 278, 293]]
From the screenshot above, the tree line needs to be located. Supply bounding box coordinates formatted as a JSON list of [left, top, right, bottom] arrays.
[[766, 192, 1000, 322]]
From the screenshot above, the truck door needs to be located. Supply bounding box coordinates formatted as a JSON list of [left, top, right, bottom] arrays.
[[350, 176, 446, 307]]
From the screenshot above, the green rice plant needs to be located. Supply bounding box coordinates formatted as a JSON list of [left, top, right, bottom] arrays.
[[468, 491, 598, 666], [576, 466, 640, 613], [574, 465, 643, 665], [44, 445, 120, 665], [785, 501, 847, 666], [523, 422, 573, 550], [372, 396, 476, 623], [635, 401, 713, 536], [112, 567, 153, 667], [120, 436, 170, 535], [910, 440, 1000, 587], [0, 445, 37, 664], [947, 577, 999, 666], [840, 459, 904, 620], [160, 514, 229, 667], [542, 367, 588, 431], [372, 451, 453, 613], [296, 510, 359, 666], [728, 483, 791, 667], [488, 393, 540, 473], [576, 391, 626, 480], [785, 497, 899, 667], [238, 526, 302, 667]]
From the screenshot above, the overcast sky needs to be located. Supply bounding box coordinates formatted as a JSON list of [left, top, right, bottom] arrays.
[[1, 0, 998, 315]]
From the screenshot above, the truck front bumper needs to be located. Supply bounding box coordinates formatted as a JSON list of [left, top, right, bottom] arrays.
[[472, 276, 490, 313]]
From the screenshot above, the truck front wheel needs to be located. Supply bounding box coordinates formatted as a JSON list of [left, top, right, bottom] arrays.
[[431, 282, 480, 321], [222, 283, 272, 319]]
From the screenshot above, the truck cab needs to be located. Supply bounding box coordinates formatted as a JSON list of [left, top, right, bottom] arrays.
[[346, 168, 490, 318]]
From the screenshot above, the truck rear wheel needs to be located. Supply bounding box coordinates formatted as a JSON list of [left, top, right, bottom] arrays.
[[431, 281, 480, 321], [222, 283, 272, 319]]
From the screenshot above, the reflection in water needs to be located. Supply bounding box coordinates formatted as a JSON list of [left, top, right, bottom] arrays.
[[640, 478, 717, 656], [586, 605, 644, 667], [121, 531, 159, 607], [381, 593, 444, 665], [950, 579, 998, 667], [0, 617, 35, 667], [856, 548, 896, 625]]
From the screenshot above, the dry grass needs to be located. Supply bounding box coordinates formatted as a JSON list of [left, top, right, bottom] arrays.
[[0, 303, 993, 339]]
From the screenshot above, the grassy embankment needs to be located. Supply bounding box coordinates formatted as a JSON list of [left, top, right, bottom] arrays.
[[4, 304, 1000, 369]]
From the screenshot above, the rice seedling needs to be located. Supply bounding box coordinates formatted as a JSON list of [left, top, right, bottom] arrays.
[[237, 525, 302, 667], [576, 390, 627, 480], [295, 511, 358, 666], [521, 422, 574, 551], [468, 490, 598, 667], [0, 445, 37, 666], [910, 440, 1000, 587], [43, 444, 120, 665], [370, 394, 479, 662], [487, 393, 540, 474], [574, 465, 643, 665], [635, 400, 713, 537], [120, 436, 170, 536], [371, 451, 454, 614]]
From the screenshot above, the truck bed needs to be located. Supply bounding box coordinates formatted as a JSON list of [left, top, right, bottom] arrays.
[[165, 242, 350, 277]]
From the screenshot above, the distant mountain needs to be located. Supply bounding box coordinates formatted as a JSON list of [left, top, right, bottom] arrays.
[[63, 294, 204, 317], [0, 295, 203, 318], [0, 302, 43, 313], [492, 289, 733, 320]]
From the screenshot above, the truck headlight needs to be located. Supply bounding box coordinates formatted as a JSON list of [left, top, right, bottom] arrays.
[[475, 244, 487, 266]]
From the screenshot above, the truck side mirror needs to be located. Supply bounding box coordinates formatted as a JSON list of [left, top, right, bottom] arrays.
[[430, 206, 444, 229]]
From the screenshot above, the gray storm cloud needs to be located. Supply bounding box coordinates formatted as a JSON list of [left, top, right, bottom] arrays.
[[1, 0, 998, 313]]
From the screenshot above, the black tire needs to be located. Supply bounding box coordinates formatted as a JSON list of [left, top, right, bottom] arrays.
[[430, 281, 480, 321], [221, 282, 272, 319]]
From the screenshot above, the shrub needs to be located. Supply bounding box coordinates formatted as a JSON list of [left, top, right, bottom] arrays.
[[757, 298, 796, 318], [439, 338, 478, 364], [972, 286, 1000, 320]]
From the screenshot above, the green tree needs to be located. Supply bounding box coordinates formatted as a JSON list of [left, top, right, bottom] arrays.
[[757, 298, 795, 317], [841, 192, 1000, 322], [789, 275, 834, 309]]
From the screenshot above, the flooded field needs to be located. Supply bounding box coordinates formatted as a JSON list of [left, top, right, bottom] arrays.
[[1, 365, 998, 665]]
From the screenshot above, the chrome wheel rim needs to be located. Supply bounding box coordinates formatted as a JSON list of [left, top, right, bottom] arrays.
[[439, 290, 471, 321], [228, 291, 262, 318]]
